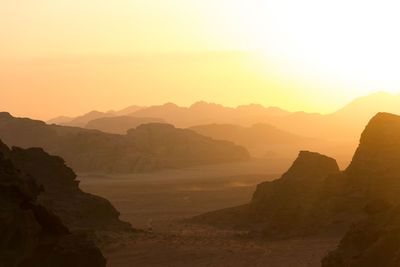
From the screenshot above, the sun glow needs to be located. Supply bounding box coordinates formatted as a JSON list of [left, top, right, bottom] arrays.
[[204, 0, 400, 95], [1, 0, 400, 119]]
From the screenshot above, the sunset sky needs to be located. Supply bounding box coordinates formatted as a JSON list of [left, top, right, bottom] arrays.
[[2, 0, 400, 120]]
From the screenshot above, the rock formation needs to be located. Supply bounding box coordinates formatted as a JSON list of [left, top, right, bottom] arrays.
[[321, 112, 400, 266], [192, 151, 342, 237], [0, 142, 106, 267], [248, 151, 340, 236], [0, 112, 249, 173], [194, 112, 400, 243], [6, 144, 132, 233]]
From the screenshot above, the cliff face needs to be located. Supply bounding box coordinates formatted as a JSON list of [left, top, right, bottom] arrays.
[[192, 151, 342, 237], [6, 145, 132, 233], [248, 151, 340, 236], [321, 113, 400, 266], [0, 145, 105, 267], [345, 112, 400, 202], [0, 113, 250, 173]]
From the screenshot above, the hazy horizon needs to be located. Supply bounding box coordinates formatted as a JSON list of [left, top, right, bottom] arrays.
[[3, 1, 400, 120], [3, 89, 400, 121]]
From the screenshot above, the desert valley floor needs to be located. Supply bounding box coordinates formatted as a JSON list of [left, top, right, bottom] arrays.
[[79, 159, 341, 267]]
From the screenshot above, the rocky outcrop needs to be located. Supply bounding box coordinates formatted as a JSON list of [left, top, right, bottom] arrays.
[[0, 144, 105, 267], [85, 115, 164, 134], [2, 142, 132, 233], [0, 112, 250, 173], [321, 113, 400, 266], [344, 112, 400, 203], [192, 151, 342, 237], [194, 113, 400, 243], [248, 151, 340, 236]]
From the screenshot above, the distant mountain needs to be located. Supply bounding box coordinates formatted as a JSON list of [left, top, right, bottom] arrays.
[[61, 110, 115, 127], [113, 105, 144, 116], [48, 101, 291, 128], [47, 106, 145, 127], [47, 115, 74, 125], [130, 101, 291, 127], [189, 123, 322, 159], [47, 91, 400, 144], [85, 116, 165, 134], [331, 91, 400, 120], [0, 112, 249, 173]]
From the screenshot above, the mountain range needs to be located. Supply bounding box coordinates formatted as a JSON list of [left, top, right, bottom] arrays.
[[45, 92, 400, 167], [0, 112, 249, 173], [48, 92, 400, 143]]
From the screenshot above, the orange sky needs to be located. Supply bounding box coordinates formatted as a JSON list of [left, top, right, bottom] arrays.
[[2, 1, 400, 120]]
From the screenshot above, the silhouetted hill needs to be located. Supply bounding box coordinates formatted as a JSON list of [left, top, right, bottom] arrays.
[[0, 141, 106, 267], [85, 116, 164, 134], [190, 123, 324, 158], [0, 112, 249, 173]]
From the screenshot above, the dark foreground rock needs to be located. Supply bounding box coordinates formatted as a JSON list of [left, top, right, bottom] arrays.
[[0, 144, 105, 267], [6, 145, 132, 233]]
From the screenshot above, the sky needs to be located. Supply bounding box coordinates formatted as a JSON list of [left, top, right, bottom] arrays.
[[1, 0, 400, 120]]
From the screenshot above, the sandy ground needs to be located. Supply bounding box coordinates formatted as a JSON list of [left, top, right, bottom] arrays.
[[79, 159, 340, 267]]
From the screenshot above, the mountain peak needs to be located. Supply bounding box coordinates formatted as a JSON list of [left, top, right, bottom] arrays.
[[346, 112, 400, 178], [282, 151, 340, 179], [190, 101, 225, 110]]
